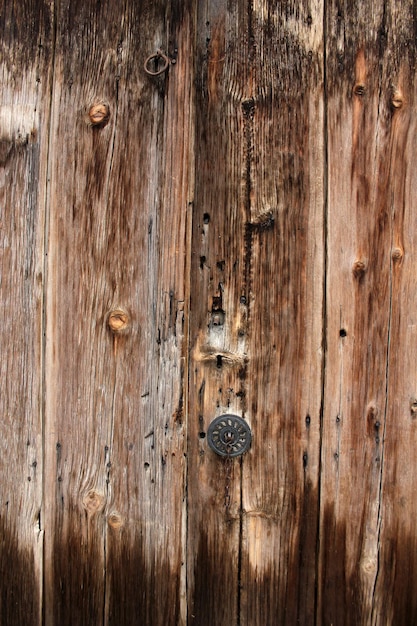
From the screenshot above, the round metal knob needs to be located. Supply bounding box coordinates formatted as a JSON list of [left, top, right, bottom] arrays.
[[207, 414, 252, 458]]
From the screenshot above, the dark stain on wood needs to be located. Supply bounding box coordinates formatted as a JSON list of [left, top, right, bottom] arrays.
[[106, 528, 181, 626], [321, 504, 417, 624], [50, 506, 182, 625], [327, 1, 417, 97], [0, 520, 40, 626], [51, 527, 104, 625], [320, 505, 361, 625], [190, 526, 239, 625], [378, 528, 417, 624], [0, 0, 53, 72]]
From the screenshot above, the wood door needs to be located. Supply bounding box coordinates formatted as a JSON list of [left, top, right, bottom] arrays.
[[1, 1, 417, 625]]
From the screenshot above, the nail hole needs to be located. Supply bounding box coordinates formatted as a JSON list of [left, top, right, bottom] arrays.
[[216, 354, 223, 369], [199, 432, 206, 439], [353, 83, 366, 97], [340, 329, 347, 338], [211, 310, 225, 326], [203, 213, 210, 224]]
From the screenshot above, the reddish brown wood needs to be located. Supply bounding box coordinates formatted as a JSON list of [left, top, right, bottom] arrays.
[[372, 11, 417, 625], [320, 1, 417, 623]]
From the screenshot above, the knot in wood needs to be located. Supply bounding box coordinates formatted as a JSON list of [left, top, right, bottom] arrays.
[[392, 247, 403, 263], [108, 512, 124, 529], [108, 309, 130, 333], [353, 83, 366, 97], [352, 259, 367, 280], [360, 556, 377, 575], [82, 490, 105, 514], [391, 90, 404, 109], [88, 102, 110, 127]]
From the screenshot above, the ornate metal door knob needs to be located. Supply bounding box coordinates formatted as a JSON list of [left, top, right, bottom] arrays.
[[207, 414, 252, 458]]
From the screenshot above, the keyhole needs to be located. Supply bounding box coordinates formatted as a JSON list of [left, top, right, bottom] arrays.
[[223, 430, 235, 444]]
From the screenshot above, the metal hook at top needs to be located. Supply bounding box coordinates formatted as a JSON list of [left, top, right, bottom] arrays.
[[144, 49, 171, 76]]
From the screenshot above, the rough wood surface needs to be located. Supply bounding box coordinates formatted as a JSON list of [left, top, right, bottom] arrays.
[[43, 1, 193, 624], [188, 1, 324, 624], [2, 1, 417, 624], [0, 2, 53, 624], [320, 1, 417, 623], [239, 1, 324, 622]]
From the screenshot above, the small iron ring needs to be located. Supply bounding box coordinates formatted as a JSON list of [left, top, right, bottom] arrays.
[[144, 49, 170, 76]]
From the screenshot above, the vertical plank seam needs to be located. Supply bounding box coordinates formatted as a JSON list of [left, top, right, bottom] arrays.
[[182, 199, 193, 626], [182, 3, 198, 621], [238, 1, 256, 622], [370, 18, 391, 616], [316, 0, 329, 623], [41, 0, 58, 622], [102, 12, 124, 625], [370, 231, 392, 622], [370, 48, 392, 615]]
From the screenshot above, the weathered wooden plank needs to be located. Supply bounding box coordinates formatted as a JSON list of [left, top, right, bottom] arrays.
[[103, 2, 194, 625], [320, 1, 417, 623], [44, 1, 193, 623], [371, 5, 417, 624], [188, 1, 324, 624], [237, 2, 324, 624], [0, 2, 53, 624], [43, 2, 123, 621], [320, 2, 390, 621], [187, 2, 248, 623]]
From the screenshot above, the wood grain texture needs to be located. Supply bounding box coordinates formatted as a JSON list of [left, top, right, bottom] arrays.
[[187, 3, 245, 623], [0, 2, 53, 624], [239, 2, 324, 624], [43, 1, 193, 624], [370, 5, 417, 624], [4, 1, 417, 624], [320, 1, 417, 623], [188, 1, 324, 624]]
